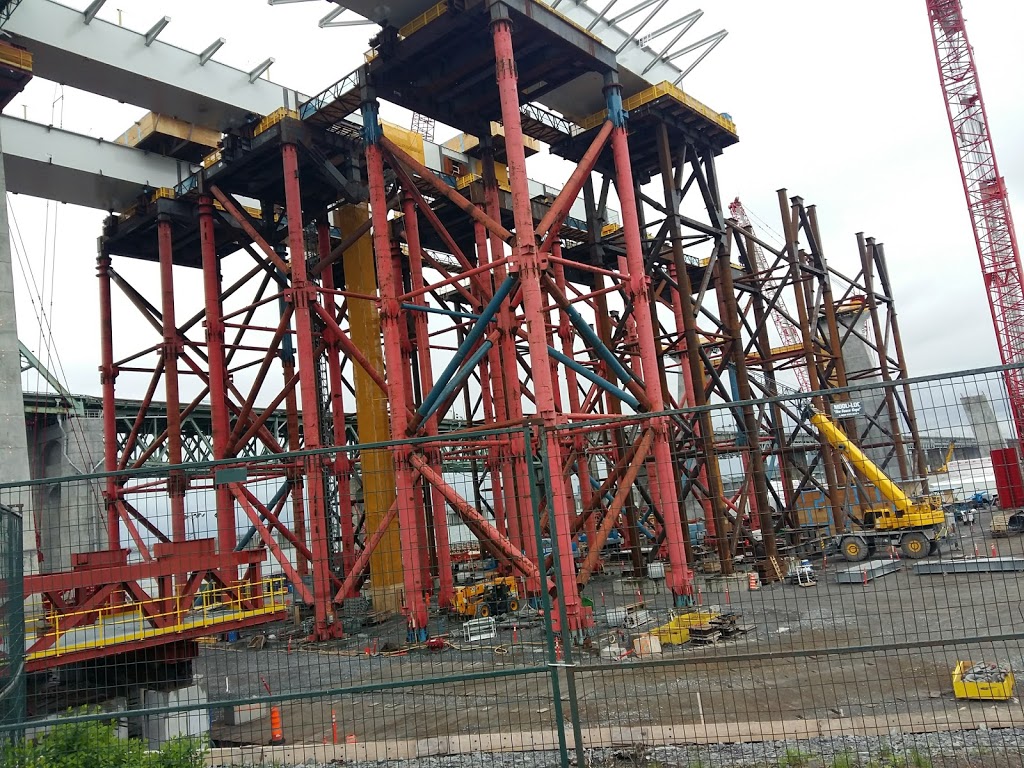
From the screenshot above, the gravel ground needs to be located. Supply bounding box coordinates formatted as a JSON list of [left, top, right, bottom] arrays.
[[208, 726, 1024, 767]]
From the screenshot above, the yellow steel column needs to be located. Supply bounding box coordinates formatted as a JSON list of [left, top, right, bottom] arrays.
[[336, 203, 403, 611]]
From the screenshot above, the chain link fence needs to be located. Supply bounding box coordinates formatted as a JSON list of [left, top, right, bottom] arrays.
[[1, 365, 1024, 767], [0, 503, 24, 741]]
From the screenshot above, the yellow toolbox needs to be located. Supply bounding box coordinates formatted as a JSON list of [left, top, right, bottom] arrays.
[[952, 661, 1015, 700], [650, 617, 691, 645], [673, 610, 720, 627]]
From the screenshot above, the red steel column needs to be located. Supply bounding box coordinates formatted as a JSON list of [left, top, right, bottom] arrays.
[[198, 197, 236, 565], [474, 218, 507, 537], [404, 195, 455, 607], [363, 104, 430, 638], [157, 217, 187, 542], [97, 254, 120, 551], [606, 77, 693, 604], [481, 176, 528, 556], [552, 242, 594, 552], [318, 220, 356, 590], [281, 144, 338, 638], [279, 286, 309, 577], [391, 238, 433, 592], [492, 15, 582, 628]]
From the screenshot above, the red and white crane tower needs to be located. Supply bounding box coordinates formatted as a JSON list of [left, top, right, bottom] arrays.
[[925, 0, 1024, 445]]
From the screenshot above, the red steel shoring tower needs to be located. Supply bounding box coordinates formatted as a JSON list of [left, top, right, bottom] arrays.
[[354, 7, 696, 631], [926, 0, 1024, 446]]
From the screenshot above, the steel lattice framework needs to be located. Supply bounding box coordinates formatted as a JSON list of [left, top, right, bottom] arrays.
[[926, 0, 1024, 443], [13, 0, 932, 670]]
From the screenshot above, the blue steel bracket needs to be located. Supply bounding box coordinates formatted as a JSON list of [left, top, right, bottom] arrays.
[[604, 86, 628, 129], [360, 100, 384, 145]]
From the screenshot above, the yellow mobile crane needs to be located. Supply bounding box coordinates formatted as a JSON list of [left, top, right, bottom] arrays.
[[933, 440, 956, 474], [809, 410, 948, 561]]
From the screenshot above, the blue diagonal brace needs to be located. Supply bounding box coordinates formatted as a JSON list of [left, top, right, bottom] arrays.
[[420, 340, 494, 424], [562, 301, 636, 385], [548, 345, 641, 410], [417, 275, 516, 419]]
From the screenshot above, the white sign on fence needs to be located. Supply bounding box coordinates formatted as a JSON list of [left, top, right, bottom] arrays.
[[832, 401, 863, 418]]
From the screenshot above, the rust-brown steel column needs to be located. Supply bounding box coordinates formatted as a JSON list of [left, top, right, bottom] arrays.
[[807, 204, 856, 529], [716, 242, 779, 561], [859, 234, 910, 481], [876, 241, 930, 490], [779, 190, 843, 532], [657, 122, 731, 576]]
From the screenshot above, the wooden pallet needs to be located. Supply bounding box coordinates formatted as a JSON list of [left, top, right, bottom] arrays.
[[688, 623, 723, 644], [708, 613, 753, 637]]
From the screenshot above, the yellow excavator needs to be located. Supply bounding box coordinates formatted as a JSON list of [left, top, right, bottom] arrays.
[[810, 410, 948, 561]]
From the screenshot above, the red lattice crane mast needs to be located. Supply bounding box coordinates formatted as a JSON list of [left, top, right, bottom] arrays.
[[926, 0, 1024, 444], [729, 198, 812, 391]]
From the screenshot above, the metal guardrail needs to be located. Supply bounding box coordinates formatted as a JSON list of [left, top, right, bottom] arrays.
[[28, 579, 288, 663]]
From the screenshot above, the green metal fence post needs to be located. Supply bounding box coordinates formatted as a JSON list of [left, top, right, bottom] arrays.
[[533, 421, 586, 767], [526, 421, 573, 768]]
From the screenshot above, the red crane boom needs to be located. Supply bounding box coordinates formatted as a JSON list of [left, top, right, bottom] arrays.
[[926, 0, 1024, 444]]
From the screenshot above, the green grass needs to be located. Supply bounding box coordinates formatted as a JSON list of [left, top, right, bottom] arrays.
[[0, 711, 205, 768], [778, 748, 814, 768], [830, 752, 858, 768]]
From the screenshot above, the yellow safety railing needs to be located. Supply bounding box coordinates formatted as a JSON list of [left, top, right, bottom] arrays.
[[0, 43, 32, 73], [119, 187, 176, 219], [212, 199, 264, 220], [254, 107, 300, 138], [399, 0, 448, 38], [29, 578, 288, 662], [202, 149, 223, 168], [577, 81, 738, 136]]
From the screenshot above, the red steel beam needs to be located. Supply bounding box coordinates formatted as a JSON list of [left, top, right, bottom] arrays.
[[281, 142, 340, 639], [97, 255, 121, 552], [380, 134, 512, 243], [410, 454, 540, 582], [365, 125, 431, 633], [209, 185, 291, 275], [492, 17, 581, 625], [607, 86, 693, 602], [319, 219, 357, 591], [157, 217, 187, 543], [404, 194, 455, 607], [198, 195, 238, 567]]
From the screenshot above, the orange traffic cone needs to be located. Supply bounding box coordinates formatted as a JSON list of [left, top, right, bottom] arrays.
[[269, 705, 286, 745]]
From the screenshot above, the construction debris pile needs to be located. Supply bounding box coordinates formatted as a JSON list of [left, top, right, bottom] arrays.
[[960, 663, 1011, 684]]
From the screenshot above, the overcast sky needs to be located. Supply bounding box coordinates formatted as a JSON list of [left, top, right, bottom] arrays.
[[9, 0, 1024, 402]]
